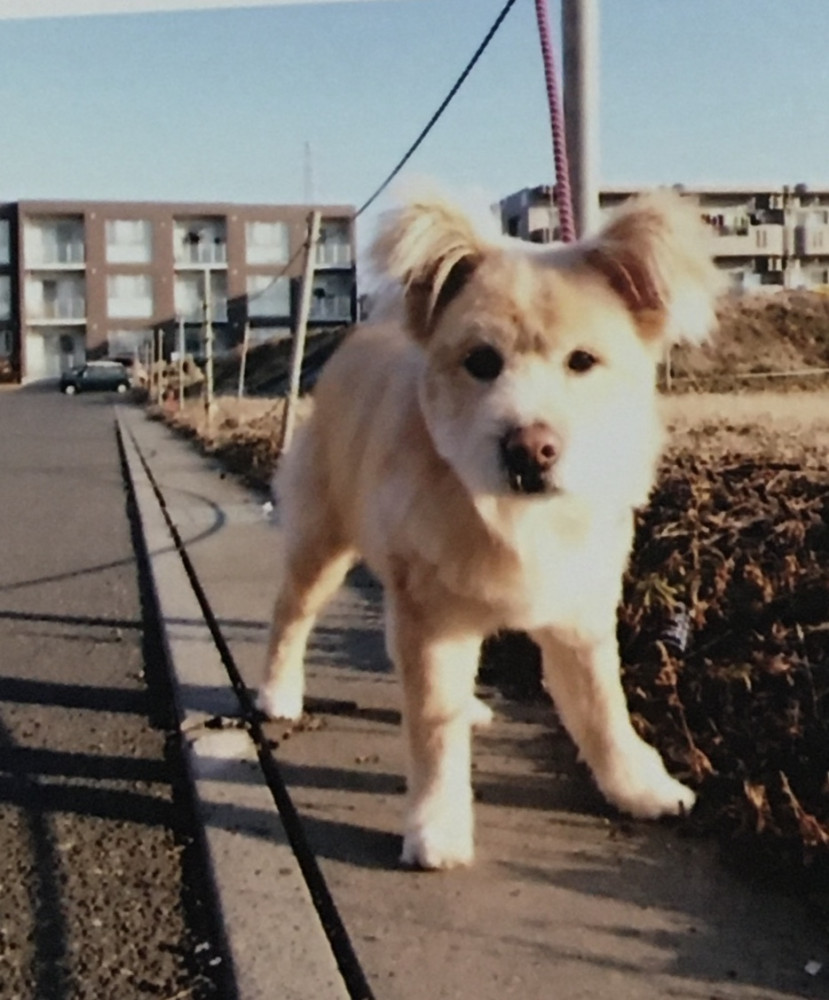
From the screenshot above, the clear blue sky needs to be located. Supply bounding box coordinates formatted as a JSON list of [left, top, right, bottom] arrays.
[[2, 0, 829, 248]]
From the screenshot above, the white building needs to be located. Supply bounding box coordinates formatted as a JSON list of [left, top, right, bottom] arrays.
[[498, 183, 829, 292]]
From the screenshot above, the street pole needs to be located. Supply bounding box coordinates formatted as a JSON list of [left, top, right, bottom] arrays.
[[155, 326, 164, 401], [177, 313, 185, 410], [562, 0, 600, 238], [238, 321, 250, 400], [203, 267, 214, 428], [279, 210, 321, 453]]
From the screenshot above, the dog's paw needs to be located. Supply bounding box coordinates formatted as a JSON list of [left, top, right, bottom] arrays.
[[401, 821, 474, 870], [598, 741, 696, 819], [400, 791, 474, 870], [255, 681, 303, 721], [468, 696, 494, 729]]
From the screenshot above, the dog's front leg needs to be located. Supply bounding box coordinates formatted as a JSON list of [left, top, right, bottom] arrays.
[[386, 596, 481, 869], [532, 629, 695, 819], [258, 545, 355, 721]]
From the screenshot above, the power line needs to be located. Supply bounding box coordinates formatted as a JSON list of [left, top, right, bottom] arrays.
[[355, 0, 521, 218]]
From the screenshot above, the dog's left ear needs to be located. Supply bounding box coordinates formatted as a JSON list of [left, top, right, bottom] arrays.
[[370, 196, 488, 342], [580, 190, 725, 345]]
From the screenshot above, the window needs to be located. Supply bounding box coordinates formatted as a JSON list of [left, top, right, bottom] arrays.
[[173, 218, 227, 265], [174, 272, 227, 322], [245, 221, 289, 265], [108, 327, 154, 358], [309, 272, 352, 322], [25, 218, 84, 266], [105, 219, 152, 264], [25, 276, 85, 319], [247, 274, 290, 318], [0, 220, 9, 266], [0, 275, 9, 321], [107, 274, 153, 319], [316, 219, 352, 267]]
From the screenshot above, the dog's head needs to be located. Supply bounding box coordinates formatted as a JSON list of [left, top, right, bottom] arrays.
[[371, 189, 722, 509]]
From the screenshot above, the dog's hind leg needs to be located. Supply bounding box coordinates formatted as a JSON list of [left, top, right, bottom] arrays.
[[533, 629, 695, 819], [386, 593, 482, 869]]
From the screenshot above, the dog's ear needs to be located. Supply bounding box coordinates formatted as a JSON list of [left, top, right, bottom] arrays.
[[581, 190, 724, 345], [370, 197, 487, 342]]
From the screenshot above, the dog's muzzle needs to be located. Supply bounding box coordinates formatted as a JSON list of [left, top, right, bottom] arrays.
[[500, 423, 560, 495]]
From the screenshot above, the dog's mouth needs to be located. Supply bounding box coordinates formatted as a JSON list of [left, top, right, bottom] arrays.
[[499, 426, 561, 497], [504, 467, 559, 496]]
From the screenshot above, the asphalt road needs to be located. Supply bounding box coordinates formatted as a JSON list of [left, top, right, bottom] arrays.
[[0, 387, 228, 1000]]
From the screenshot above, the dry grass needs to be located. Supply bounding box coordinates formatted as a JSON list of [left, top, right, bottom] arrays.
[[161, 388, 829, 469], [662, 390, 829, 465]]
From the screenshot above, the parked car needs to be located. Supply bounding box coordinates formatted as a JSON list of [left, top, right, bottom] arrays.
[[59, 361, 131, 395]]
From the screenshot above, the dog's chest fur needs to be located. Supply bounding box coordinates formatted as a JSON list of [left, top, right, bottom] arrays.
[[372, 482, 633, 640]]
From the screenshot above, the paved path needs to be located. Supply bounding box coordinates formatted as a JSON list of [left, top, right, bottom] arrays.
[[0, 389, 226, 1000], [119, 403, 828, 1000]]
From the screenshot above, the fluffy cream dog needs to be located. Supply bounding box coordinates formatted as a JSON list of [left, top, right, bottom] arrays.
[[258, 189, 722, 870]]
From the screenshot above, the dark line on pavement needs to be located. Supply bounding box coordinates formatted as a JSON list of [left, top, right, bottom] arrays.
[[121, 417, 376, 1000]]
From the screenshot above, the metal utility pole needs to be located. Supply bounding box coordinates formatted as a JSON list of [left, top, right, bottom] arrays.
[[279, 210, 321, 453], [562, 0, 600, 238], [303, 140, 314, 203]]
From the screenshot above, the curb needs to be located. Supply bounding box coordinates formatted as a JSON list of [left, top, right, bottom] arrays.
[[117, 409, 351, 1000]]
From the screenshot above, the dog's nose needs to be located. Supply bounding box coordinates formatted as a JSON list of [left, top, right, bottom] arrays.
[[500, 423, 560, 494]]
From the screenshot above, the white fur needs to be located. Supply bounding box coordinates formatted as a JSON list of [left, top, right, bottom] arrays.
[[259, 189, 719, 869]]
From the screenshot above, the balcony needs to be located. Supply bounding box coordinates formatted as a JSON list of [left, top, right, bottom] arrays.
[[794, 225, 829, 256], [27, 298, 86, 324], [27, 242, 86, 268], [174, 243, 228, 268], [709, 224, 785, 258], [309, 294, 352, 323], [315, 242, 352, 268]]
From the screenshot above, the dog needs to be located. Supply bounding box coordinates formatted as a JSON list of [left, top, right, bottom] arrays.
[[258, 188, 722, 869]]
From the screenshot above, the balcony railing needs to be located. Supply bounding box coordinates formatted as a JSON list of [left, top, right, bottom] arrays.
[[29, 298, 86, 321], [794, 225, 829, 256], [28, 243, 85, 267], [175, 243, 228, 266], [309, 295, 352, 322], [177, 300, 228, 323], [315, 242, 352, 268], [709, 225, 785, 257]]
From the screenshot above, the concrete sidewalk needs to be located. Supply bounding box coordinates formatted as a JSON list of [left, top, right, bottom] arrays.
[[118, 404, 827, 1000]]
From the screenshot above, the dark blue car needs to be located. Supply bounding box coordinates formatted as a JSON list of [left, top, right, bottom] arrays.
[[59, 361, 131, 396]]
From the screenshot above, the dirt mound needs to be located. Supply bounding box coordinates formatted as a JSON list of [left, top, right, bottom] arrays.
[[672, 291, 829, 391], [483, 450, 829, 890], [623, 454, 829, 883]]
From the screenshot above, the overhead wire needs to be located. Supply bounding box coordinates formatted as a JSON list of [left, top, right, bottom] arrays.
[[355, 0, 521, 218], [254, 0, 575, 317]]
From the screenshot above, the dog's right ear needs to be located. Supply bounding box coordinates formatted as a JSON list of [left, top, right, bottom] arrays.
[[370, 197, 487, 342]]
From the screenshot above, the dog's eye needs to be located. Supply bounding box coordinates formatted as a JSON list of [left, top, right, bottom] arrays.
[[463, 345, 504, 381], [566, 349, 599, 374]]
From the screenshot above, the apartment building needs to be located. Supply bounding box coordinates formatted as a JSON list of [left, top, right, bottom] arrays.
[[498, 183, 829, 292], [0, 199, 357, 383]]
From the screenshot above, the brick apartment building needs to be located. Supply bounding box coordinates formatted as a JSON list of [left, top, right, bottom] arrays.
[[0, 199, 357, 383], [499, 183, 829, 293]]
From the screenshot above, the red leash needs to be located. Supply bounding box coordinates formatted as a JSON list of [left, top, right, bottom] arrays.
[[534, 0, 576, 242]]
